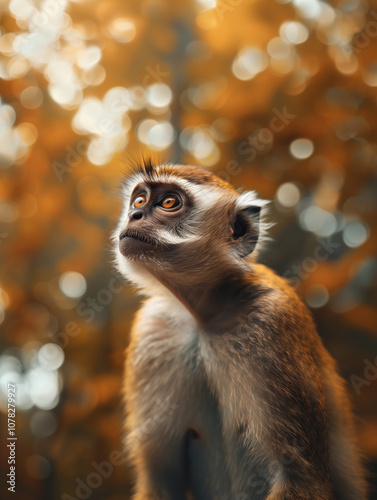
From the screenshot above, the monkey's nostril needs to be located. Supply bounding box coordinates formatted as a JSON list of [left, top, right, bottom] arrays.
[[131, 211, 143, 220]]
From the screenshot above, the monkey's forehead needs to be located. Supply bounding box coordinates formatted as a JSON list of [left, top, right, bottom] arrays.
[[125, 163, 232, 189]]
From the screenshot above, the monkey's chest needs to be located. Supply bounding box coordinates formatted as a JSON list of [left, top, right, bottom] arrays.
[[130, 323, 267, 499]]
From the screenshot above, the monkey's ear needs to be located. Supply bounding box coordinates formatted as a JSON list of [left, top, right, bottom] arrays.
[[232, 192, 265, 258]]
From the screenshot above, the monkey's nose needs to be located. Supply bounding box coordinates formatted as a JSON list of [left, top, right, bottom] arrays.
[[130, 210, 143, 220]]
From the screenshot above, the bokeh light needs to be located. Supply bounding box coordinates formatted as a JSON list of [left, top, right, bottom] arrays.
[[343, 221, 369, 248], [232, 47, 268, 81], [280, 21, 309, 45], [38, 344, 65, 370], [59, 272, 87, 298], [146, 83, 173, 109], [299, 206, 338, 236], [305, 284, 330, 308], [108, 18, 136, 43], [289, 138, 314, 159], [0, 343, 64, 413], [26, 368, 60, 410], [275, 182, 301, 209], [20, 86, 44, 109]]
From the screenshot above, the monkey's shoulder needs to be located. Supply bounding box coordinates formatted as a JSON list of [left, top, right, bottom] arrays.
[[243, 263, 319, 341], [249, 262, 307, 304], [249, 262, 298, 293]]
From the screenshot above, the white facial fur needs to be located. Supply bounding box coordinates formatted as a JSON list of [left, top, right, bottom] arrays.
[[114, 164, 270, 294]]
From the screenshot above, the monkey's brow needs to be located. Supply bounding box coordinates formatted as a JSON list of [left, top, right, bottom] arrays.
[[135, 165, 227, 185]]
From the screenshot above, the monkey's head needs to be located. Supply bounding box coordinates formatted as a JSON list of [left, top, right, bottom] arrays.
[[114, 160, 268, 295]]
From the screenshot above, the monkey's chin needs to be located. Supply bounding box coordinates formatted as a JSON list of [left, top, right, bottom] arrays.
[[119, 235, 158, 258]]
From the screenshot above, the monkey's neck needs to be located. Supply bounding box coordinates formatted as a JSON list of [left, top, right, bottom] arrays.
[[152, 266, 258, 331], [184, 279, 250, 330]]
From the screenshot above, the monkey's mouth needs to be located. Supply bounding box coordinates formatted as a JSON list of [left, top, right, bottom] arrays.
[[119, 229, 159, 249]]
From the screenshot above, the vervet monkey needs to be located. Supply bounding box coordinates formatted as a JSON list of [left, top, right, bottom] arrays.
[[114, 160, 367, 500]]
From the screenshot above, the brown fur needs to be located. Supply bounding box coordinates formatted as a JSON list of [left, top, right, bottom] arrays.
[[114, 161, 367, 500]]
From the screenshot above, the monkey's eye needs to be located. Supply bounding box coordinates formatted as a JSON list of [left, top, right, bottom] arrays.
[[133, 194, 147, 208], [158, 194, 181, 210]]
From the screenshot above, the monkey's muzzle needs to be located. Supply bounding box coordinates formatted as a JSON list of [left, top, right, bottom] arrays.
[[119, 229, 159, 257]]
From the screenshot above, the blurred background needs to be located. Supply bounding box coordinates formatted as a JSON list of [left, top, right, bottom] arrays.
[[0, 0, 377, 498]]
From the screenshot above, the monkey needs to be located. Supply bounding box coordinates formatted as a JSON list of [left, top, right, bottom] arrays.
[[113, 159, 367, 500]]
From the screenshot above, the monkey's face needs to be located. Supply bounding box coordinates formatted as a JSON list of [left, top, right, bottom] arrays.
[[118, 181, 191, 259], [115, 162, 266, 291]]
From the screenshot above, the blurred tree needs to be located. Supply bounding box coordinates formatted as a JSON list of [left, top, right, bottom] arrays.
[[0, 0, 376, 498]]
